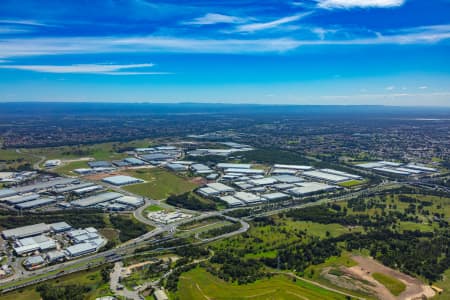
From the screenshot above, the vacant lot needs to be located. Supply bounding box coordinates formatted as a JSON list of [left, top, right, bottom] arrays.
[[177, 267, 349, 300], [122, 168, 198, 199]]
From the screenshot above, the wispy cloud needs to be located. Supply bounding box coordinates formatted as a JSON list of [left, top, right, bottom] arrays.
[[0, 63, 169, 75], [234, 13, 310, 33], [184, 13, 246, 25], [0, 24, 449, 58], [0, 19, 49, 27], [317, 0, 405, 9]]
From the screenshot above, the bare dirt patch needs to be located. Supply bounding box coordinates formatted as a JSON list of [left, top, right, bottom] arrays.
[[348, 256, 435, 300]]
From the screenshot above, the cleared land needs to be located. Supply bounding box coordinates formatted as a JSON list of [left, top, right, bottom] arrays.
[[176, 267, 349, 300], [372, 272, 406, 296], [122, 168, 198, 199]]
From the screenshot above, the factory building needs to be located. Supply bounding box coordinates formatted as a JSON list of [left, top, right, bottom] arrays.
[[234, 192, 262, 204], [88, 161, 113, 168], [288, 182, 336, 196], [166, 163, 188, 172], [303, 170, 350, 183], [216, 163, 252, 169], [24, 255, 45, 270], [115, 196, 144, 207], [65, 242, 98, 258], [15, 197, 56, 210], [102, 175, 143, 186], [49, 222, 72, 233], [71, 192, 123, 208], [206, 182, 235, 193], [262, 192, 290, 201], [219, 195, 244, 207], [2, 223, 50, 239], [273, 164, 314, 171]]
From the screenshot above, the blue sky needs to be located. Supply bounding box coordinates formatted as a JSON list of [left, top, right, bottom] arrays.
[[0, 0, 449, 105]]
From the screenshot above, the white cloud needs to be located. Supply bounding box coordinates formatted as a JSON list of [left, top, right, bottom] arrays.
[[317, 0, 405, 9], [0, 24, 448, 58], [386, 86, 395, 90], [234, 13, 310, 33], [0, 63, 169, 75], [419, 86, 428, 89], [185, 13, 246, 25]]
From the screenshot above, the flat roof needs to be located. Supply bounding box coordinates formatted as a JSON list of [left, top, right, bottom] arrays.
[[102, 175, 142, 186], [216, 163, 252, 169], [71, 192, 122, 207], [319, 169, 362, 180], [273, 164, 313, 170], [288, 182, 335, 196], [219, 195, 243, 206], [224, 168, 265, 175], [49, 222, 72, 232], [65, 242, 97, 256], [0, 189, 18, 199], [207, 182, 235, 193], [14, 178, 75, 194], [234, 192, 261, 203], [249, 177, 278, 186], [4, 193, 40, 204], [262, 192, 289, 201], [116, 196, 144, 206], [303, 170, 350, 183], [15, 198, 56, 209], [271, 175, 303, 183], [2, 223, 50, 239]]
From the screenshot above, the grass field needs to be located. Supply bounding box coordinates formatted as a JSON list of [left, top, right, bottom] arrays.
[[122, 168, 198, 199], [176, 267, 349, 300], [432, 268, 450, 299], [338, 179, 366, 188], [0, 267, 112, 300], [53, 160, 89, 175], [372, 272, 406, 296]]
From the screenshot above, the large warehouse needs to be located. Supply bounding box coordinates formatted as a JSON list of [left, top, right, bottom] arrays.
[[71, 192, 123, 208], [2, 223, 50, 240], [102, 175, 143, 186]]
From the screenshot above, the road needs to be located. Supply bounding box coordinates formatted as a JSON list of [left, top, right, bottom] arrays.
[[110, 262, 143, 300], [1, 180, 400, 292]]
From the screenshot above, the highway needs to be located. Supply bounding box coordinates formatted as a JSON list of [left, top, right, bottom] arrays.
[[0, 180, 401, 292]]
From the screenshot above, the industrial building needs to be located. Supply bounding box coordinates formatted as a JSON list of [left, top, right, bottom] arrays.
[[288, 182, 336, 196], [65, 242, 98, 257], [115, 196, 144, 207], [219, 195, 244, 206], [88, 161, 113, 168], [147, 211, 192, 224], [166, 163, 188, 172], [262, 192, 290, 201], [191, 163, 213, 174], [14, 235, 57, 256], [273, 164, 314, 170], [102, 175, 143, 186], [303, 170, 351, 183], [216, 163, 252, 169], [24, 255, 45, 269], [206, 182, 235, 193], [15, 197, 57, 210], [71, 192, 123, 208], [2, 223, 50, 239], [357, 160, 438, 176], [224, 168, 265, 175], [50, 222, 72, 233], [234, 192, 262, 204]]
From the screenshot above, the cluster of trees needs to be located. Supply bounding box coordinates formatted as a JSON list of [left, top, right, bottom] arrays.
[[0, 210, 105, 229], [209, 250, 266, 284], [285, 205, 380, 227], [340, 230, 450, 282], [199, 222, 241, 239], [36, 284, 91, 300], [167, 192, 216, 211], [263, 238, 340, 274], [175, 245, 209, 259], [109, 215, 148, 242]]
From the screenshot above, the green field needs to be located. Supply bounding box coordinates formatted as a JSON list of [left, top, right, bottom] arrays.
[[0, 266, 112, 300], [53, 160, 89, 175], [338, 179, 366, 188], [122, 168, 198, 200], [372, 272, 406, 296], [175, 267, 349, 300]]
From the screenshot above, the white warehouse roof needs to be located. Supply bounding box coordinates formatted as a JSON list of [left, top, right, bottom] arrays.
[[102, 175, 142, 186], [2, 223, 50, 239]]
